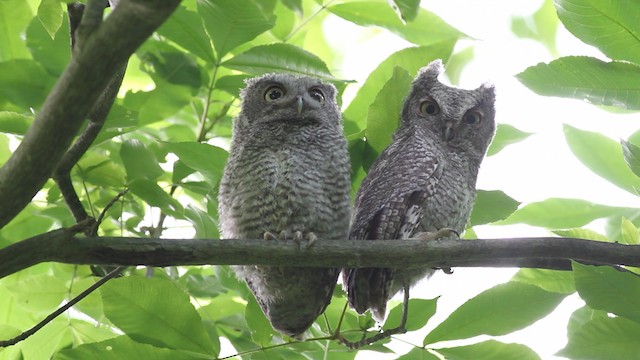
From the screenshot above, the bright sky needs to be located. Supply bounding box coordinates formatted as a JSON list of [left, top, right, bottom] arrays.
[[325, 0, 640, 358]]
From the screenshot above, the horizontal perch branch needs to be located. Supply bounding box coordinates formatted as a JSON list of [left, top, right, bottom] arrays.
[[1, 229, 639, 279]]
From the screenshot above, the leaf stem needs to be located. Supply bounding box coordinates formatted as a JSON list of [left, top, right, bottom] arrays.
[[283, 0, 336, 43]]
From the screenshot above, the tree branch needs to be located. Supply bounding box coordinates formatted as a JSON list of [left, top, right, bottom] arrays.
[[0, 0, 181, 229], [1, 233, 639, 279]]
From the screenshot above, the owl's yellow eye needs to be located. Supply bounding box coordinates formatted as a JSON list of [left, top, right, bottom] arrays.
[[420, 99, 440, 115], [309, 88, 325, 104], [464, 111, 482, 124], [264, 86, 285, 101]]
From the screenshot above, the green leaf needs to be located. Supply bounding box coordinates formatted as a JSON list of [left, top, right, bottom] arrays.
[[128, 179, 184, 217], [0, 111, 32, 134], [555, 0, 640, 64], [26, 14, 71, 76], [222, 43, 341, 81], [516, 56, 640, 110], [384, 298, 437, 332], [271, 1, 296, 41], [344, 43, 455, 129], [0, 0, 32, 61], [558, 316, 640, 360], [197, 0, 275, 58], [567, 306, 608, 336], [469, 190, 520, 226], [564, 124, 640, 194], [552, 228, 609, 242], [120, 139, 164, 181], [53, 335, 201, 360], [511, 269, 576, 294], [6, 274, 67, 312], [245, 294, 274, 345], [511, 0, 558, 55], [365, 66, 413, 153], [620, 217, 640, 245], [37, 0, 63, 39], [423, 282, 565, 345], [101, 276, 217, 355], [123, 82, 193, 125], [164, 142, 228, 185], [436, 340, 541, 360], [390, 0, 420, 22], [486, 124, 533, 156], [139, 48, 202, 89], [498, 198, 640, 229], [157, 5, 216, 63], [328, 2, 466, 47], [77, 153, 126, 188], [0, 59, 55, 109], [184, 205, 219, 238], [281, 0, 303, 15], [396, 347, 440, 360], [573, 262, 640, 324], [621, 139, 640, 180]]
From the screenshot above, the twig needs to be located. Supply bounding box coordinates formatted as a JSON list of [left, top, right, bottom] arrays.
[[0, 266, 122, 348]]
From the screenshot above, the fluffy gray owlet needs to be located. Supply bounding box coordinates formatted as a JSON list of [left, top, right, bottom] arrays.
[[218, 73, 351, 337], [343, 60, 496, 321]]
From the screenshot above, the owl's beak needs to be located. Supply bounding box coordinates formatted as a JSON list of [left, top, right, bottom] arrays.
[[443, 123, 455, 142], [296, 96, 304, 114]]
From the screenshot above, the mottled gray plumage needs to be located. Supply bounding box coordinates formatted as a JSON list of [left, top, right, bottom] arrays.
[[218, 73, 351, 337], [344, 60, 496, 321]]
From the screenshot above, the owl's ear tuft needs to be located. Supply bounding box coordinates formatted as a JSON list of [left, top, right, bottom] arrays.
[[419, 59, 444, 80], [478, 83, 496, 103]]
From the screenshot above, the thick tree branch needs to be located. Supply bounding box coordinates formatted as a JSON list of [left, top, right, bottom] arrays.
[[1, 233, 639, 279], [0, 0, 181, 229]]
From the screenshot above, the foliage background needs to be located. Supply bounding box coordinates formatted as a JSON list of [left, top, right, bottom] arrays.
[[1, 0, 640, 359]]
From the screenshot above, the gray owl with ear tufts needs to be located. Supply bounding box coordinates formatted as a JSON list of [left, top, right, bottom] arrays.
[[343, 60, 496, 322], [218, 73, 351, 337]]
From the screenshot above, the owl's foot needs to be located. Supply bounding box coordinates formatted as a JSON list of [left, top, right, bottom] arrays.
[[293, 231, 317, 249], [412, 227, 459, 241]]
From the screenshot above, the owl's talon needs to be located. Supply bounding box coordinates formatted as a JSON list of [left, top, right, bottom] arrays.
[[434, 266, 453, 274], [264, 231, 278, 242]]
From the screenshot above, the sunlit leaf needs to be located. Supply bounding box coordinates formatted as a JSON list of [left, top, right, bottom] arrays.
[[469, 190, 520, 226], [245, 294, 274, 345], [54, 335, 200, 360], [184, 205, 219, 238], [344, 43, 455, 129], [120, 139, 164, 181], [328, 2, 466, 46], [222, 43, 341, 81], [390, 0, 420, 22], [384, 298, 437, 332], [0, 0, 32, 61], [499, 198, 640, 229], [164, 142, 228, 184], [437, 340, 541, 360], [620, 217, 640, 245], [101, 277, 217, 355], [197, 0, 274, 58], [573, 262, 640, 324], [517, 57, 640, 110], [564, 124, 640, 195], [566, 306, 608, 336], [552, 228, 609, 242], [157, 5, 216, 63], [0, 111, 32, 135], [486, 124, 533, 156], [424, 282, 565, 345], [621, 139, 640, 180], [128, 179, 184, 217], [511, 0, 558, 55], [6, 274, 67, 312], [555, 0, 640, 64], [558, 316, 640, 360], [365, 66, 412, 152], [37, 0, 63, 39], [512, 268, 576, 294], [0, 59, 55, 109], [397, 347, 440, 360]]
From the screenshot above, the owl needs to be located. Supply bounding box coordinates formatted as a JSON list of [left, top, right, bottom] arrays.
[[344, 60, 496, 322], [218, 73, 351, 337]]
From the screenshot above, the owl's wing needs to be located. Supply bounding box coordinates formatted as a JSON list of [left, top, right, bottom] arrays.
[[346, 148, 443, 319]]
